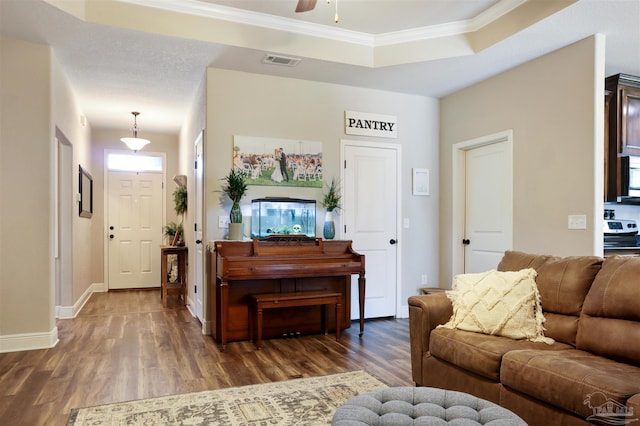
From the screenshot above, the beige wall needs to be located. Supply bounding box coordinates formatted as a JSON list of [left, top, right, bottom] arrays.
[[90, 129, 180, 287], [0, 37, 91, 347], [52, 56, 93, 306], [439, 35, 605, 285], [0, 37, 53, 338], [204, 69, 440, 314]]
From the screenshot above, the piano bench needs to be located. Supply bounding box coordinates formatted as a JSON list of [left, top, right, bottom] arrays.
[[249, 291, 343, 349]]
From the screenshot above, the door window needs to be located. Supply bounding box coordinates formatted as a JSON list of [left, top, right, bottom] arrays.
[[107, 153, 163, 172]]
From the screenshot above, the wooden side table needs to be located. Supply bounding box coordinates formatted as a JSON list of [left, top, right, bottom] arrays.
[[160, 245, 188, 307]]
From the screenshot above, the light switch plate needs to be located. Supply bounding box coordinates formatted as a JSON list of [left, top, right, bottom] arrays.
[[218, 216, 229, 228], [568, 214, 587, 230]]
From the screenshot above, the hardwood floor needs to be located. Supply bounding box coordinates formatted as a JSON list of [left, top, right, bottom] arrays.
[[0, 290, 413, 425]]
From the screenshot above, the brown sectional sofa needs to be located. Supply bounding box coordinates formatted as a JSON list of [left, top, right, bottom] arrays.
[[408, 251, 640, 425]]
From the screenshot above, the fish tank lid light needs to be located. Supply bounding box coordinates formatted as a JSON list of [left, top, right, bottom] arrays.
[[251, 197, 315, 203]]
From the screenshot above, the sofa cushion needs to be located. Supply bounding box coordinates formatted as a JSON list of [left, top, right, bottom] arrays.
[[576, 256, 640, 367], [429, 328, 572, 381], [501, 349, 640, 419], [440, 268, 553, 343], [497, 251, 603, 346], [534, 255, 603, 315]]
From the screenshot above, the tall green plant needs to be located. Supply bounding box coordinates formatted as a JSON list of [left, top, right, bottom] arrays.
[[322, 178, 341, 212], [222, 169, 248, 223]]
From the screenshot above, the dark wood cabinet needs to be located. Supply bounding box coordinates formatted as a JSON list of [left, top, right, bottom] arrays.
[[605, 88, 614, 201], [208, 237, 365, 350], [605, 73, 640, 201]]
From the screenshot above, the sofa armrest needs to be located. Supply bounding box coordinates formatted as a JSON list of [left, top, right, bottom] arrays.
[[408, 293, 453, 385]]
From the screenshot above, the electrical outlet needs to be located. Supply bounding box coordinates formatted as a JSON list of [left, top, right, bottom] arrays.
[[421, 275, 428, 285], [218, 216, 229, 228]]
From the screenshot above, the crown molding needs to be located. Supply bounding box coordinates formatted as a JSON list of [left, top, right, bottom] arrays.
[[121, 0, 372, 45], [119, 0, 527, 48], [374, 0, 526, 46]]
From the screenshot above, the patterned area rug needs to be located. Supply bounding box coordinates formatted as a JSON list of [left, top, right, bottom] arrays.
[[67, 370, 387, 425]]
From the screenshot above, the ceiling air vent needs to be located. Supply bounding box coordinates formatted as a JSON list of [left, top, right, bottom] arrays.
[[263, 54, 301, 67]]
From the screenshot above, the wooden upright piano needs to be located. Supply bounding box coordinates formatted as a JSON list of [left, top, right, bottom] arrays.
[[210, 236, 365, 350]]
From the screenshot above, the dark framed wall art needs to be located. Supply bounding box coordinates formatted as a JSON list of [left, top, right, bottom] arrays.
[[79, 164, 93, 218]]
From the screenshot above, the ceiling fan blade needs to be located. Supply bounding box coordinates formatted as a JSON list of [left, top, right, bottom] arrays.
[[295, 0, 317, 13]]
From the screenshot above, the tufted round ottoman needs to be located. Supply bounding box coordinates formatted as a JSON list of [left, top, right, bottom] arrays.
[[332, 387, 527, 425]]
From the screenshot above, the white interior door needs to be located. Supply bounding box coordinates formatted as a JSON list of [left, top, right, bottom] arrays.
[[463, 140, 513, 273], [194, 132, 204, 322], [343, 141, 398, 319], [108, 171, 163, 289]]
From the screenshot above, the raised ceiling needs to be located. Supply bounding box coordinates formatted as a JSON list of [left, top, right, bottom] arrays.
[[0, 0, 638, 133]]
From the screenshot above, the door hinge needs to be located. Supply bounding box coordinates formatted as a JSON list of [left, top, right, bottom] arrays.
[[194, 223, 197, 232], [344, 160, 347, 168], [195, 160, 198, 170], [344, 225, 347, 233], [194, 285, 197, 294]]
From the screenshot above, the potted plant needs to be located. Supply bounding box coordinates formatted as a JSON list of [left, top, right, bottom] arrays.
[[321, 178, 341, 239], [163, 221, 184, 245], [222, 169, 248, 240]]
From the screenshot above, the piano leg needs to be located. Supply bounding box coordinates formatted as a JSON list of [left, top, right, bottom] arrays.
[[358, 274, 365, 337], [220, 281, 228, 351]]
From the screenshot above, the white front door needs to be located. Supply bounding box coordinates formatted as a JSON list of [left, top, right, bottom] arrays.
[[343, 141, 399, 319], [460, 135, 513, 273], [107, 171, 163, 289], [194, 132, 204, 322]]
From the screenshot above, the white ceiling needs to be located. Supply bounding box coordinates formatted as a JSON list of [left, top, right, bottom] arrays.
[[1, 0, 639, 134]]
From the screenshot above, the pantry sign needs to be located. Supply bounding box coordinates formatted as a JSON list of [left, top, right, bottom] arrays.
[[344, 111, 397, 139]]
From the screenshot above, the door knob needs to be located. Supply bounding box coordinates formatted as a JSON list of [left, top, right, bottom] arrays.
[[462, 239, 470, 245], [389, 239, 397, 245], [195, 239, 202, 244], [109, 234, 115, 239], [109, 226, 114, 230]]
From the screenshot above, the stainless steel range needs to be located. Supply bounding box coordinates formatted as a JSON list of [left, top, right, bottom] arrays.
[[604, 219, 638, 248]]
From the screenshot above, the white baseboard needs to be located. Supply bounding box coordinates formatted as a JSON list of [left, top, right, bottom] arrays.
[[1, 283, 106, 352], [201, 320, 211, 335], [56, 282, 105, 319], [186, 295, 211, 335], [186, 296, 195, 317], [396, 303, 409, 319], [0, 326, 59, 353]]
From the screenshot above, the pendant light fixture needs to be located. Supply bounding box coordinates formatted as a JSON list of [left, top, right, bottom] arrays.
[[121, 111, 150, 152]]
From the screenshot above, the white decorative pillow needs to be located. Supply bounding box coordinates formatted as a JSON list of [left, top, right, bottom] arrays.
[[440, 268, 553, 344]]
